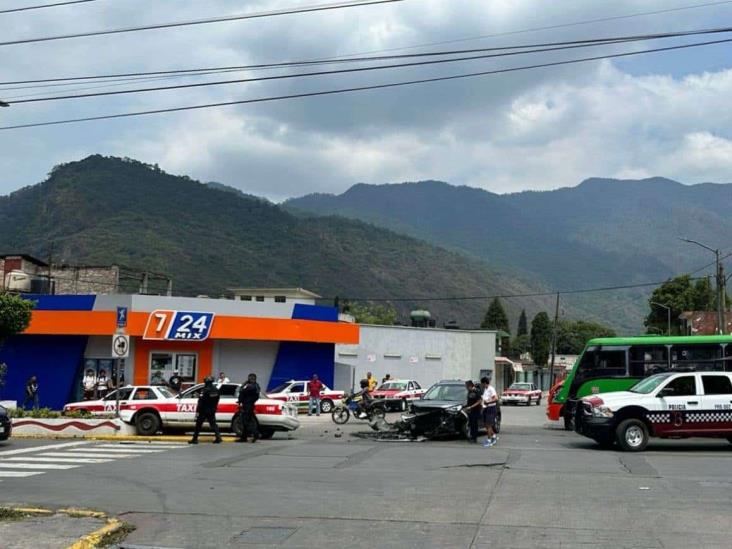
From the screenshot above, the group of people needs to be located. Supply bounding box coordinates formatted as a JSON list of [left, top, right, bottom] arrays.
[[82, 369, 116, 400], [188, 372, 261, 445], [465, 377, 499, 447]]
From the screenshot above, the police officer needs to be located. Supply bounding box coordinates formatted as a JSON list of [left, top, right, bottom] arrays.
[[237, 373, 260, 443], [188, 376, 222, 444], [464, 380, 482, 443]]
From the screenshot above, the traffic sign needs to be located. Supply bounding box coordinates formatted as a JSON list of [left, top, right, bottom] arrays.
[[116, 306, 128, 328], [112, 334, 130, 358]]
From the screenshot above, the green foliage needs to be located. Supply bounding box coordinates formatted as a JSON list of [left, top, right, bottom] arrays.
[[8, 407, 100, 418], [517, 309, 528, 336], [481, 298, 510, 333], [644, 275, 717, 335], [347, 302, 398, 325], [530, 312, 552, 367], [0, 292, 34, 345], [556, 319, 616, 354]]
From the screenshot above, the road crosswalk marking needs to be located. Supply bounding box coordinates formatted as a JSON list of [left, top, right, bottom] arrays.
[[0, 441, 188, 482]]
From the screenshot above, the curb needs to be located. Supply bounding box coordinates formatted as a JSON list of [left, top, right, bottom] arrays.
[[0, 505, 129, 548]]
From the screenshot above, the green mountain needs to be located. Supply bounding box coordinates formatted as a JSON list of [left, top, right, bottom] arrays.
[[286, 177, 732, 332], [0, 155, 554, 328]]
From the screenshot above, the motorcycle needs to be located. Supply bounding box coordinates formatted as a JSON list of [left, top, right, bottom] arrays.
[[331, 392, 386, 425]]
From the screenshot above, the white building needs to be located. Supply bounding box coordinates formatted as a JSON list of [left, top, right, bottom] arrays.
[[334, 324, 499, 392]]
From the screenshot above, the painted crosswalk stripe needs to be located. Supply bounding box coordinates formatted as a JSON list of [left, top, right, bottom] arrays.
[[40, 452, 137, 459], [3, 457, 113, 464], [0, 441, 91, 457], [96, 444, 183, 449], [0, 462, 79, 470], [0, 471, 45, 478], [77, 447, 165, 454]]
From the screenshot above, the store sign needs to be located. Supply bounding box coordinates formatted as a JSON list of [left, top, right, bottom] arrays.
[[143, 310, 215, 341]]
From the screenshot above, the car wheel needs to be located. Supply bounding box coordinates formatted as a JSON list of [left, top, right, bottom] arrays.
[[494, 413, 501, 435], [616, 418, 649, 452], [536, 396, 541, 406], [231, 413, 243, 437], [400, 399, 407, 412], [259, 427, 275, 440], [134, 411, 160, 436], [320, 399, 334, 413], [371, 404, 386, 421]]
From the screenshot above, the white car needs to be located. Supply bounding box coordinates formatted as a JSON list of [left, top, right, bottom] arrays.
[[63, 386, 173, 416], [118, 382, 299, 437], [267, 380, 345, 413], [576, 371, 732, 451]]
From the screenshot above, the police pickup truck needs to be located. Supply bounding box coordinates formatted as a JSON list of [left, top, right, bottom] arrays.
[[576, 372, 732, 451]]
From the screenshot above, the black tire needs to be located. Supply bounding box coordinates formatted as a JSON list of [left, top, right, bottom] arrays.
[[332, 407, 350, 425], [259, 427, 275, 440], [616, 418, 649, 452], [134, 411, 160, 436], [400, 399, 407, 412], [231, 413, 243, 437], [494, 413, 501, 435], [319, 399, 334, 414], [536, 396, 541, 406], [370, 405, 386, 421]]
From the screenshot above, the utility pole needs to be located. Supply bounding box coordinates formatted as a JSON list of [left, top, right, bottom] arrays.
[[650, 301, 671, 336], [549, 293, 560, 390], [719, 258, 727, 333], [680, 238, 724, 334]]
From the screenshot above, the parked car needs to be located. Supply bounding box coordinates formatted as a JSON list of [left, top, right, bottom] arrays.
[[63, 385, 173, 415], [267, 380, 345, 413], [0, 404, 11, 442], [400, 380, 501, 439], [575, 372, 732, 451], [118, 382, 299, 438], [371, 379, 426, 411], [502, 382, 542, 406]]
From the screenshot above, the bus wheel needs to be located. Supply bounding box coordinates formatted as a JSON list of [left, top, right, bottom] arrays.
[[616, 419, 649, 452]]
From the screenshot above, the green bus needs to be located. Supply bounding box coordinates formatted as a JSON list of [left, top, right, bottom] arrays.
[[547, 335, 732, 429]]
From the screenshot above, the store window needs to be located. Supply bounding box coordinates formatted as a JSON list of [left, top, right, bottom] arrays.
[[149, 352, 198, 385], [275, 295, 286, 303], [256, 296, 265, 302]]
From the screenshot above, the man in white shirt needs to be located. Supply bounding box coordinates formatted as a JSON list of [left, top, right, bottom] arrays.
[[215, 372, 230, 389], [481, 376, 498, 448]]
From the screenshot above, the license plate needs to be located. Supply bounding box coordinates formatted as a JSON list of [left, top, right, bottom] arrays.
[[0, 426, 5, 434]]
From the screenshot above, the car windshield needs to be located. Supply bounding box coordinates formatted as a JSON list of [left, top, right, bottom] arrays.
[[269, 383, 290, 393], [157, 387, 174, 398], [422, 384, 465, 402], [630, 373, 673, 394], [379, 382, 407, 391], [509, 383, 531, 390]]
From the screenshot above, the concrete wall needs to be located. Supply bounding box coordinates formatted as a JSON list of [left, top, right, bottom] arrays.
[[213, 340, 280, 388], [336, 325, 497, 390], [52, 265, 119, 295]]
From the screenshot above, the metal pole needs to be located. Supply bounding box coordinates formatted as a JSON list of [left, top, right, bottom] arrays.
[[115, 358, 120, 418], [717, 249, 724, 334], [549, 293, 560, 391], [650, 302, 671, 336]]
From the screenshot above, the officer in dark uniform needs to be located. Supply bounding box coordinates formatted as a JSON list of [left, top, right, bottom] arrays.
[[464, 380, 482, 443], [188, 376, 222, 444], [237, 373, 260, 443]]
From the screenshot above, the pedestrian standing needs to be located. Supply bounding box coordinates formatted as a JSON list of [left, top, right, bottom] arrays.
[[480, 376, 499, 448], [168, 370, 182, 393], [366, 371, 378, 392], [188, 376, 222, 444], [96, 369, 111, 399], [307, 374, 323, 416], [23, 376, 39, 410], [237, 373, 260, 443], [215, 372, 230, 389], [382, 373, 391, 384], [82, 369, 96, 400], [464, 380, 482, 443]]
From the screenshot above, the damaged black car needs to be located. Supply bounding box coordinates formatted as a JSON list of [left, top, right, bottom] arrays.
[[397, 380, 501, 439]]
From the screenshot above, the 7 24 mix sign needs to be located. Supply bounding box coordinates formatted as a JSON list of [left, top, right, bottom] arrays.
[[143, 310, 215, 341]]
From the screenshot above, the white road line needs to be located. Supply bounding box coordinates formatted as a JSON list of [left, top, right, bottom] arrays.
[[0, 471, 45, 477], [78, 447, 164, 454], [96, 444, 183, 449], [0, 441, 92, 457], [40, 452, 137, 459], [0, 463, 79, 470], [4, 457, 113, 464]]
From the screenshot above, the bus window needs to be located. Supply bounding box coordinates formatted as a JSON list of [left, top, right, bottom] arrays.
[[629, 346, 668, 377], [575, 347, 627, 385], [670, 344, 724, 372]]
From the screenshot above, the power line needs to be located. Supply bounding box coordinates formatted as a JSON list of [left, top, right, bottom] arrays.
[[0, 0, 98, 15], [0, 26, 718, 88], [0, 0, 405, 47], [3, 34, 731, 130]]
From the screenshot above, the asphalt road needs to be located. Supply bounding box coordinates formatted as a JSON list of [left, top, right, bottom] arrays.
[[2, 405, 732, 548]]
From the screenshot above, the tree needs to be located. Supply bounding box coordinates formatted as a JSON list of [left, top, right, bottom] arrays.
[[511, 334, 530, 358], [644, 275, 717, 335], [517, 309, 528, 337], [0, 292, 35, 394], [348, 302, 398, 325], [556, 320, 616, 355], [481, 298, 510, 333], [530, 312, 552, 367]]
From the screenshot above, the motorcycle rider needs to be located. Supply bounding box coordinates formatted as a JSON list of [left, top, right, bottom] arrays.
[[188, 376, 222, 444], [237, 373, 260, 443], [355, 378, 373, 419]]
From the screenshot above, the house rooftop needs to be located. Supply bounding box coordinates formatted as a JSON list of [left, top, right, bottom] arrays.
[[228, 287, 322, 299]]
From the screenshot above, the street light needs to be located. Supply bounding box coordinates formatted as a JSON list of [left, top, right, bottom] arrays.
[[650, 301, 671, 336], [679, 237, 725, 334]]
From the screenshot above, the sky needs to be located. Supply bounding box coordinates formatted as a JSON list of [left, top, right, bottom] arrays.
[[1, 0, 732, 201]]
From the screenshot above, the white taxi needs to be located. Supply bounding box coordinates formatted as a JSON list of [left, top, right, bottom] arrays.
[[576, 372, 732, 451], [63, 386, 173, 416]]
